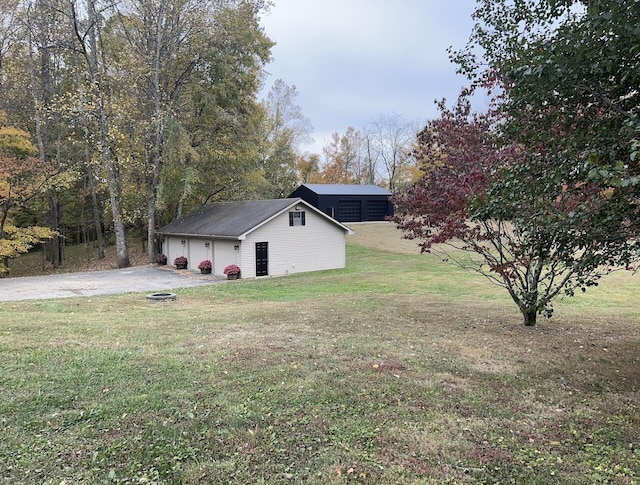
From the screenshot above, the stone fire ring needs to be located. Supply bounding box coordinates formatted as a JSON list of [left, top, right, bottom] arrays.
[[146, 292, 177, 302]]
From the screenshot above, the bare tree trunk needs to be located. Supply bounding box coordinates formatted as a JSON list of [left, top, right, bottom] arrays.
[[147, 180, 158, 259], [47, 109, 65, 267], [176, 197, 185, 219], [364, 134, 377, 185], [100, 111, 130, 268], [84, 138, 105, 259], [505, 278, 539, 327], [146, 134, 162, 262], [47, 191, 62, 267], [145, 54, 162, 263], [523, 310, 537, 326], [73, 0, 130, 267], [27, 20, 63, 268], [75, 43, 105, 259], [144, 0, 172, 263]]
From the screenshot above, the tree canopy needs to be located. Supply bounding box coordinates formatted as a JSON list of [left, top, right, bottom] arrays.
[[0, 113, 56, 272], [0, 0, 276, 271], [394, 0, 639, 325]]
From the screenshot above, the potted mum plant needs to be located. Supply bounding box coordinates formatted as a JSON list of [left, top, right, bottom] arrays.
[[223, 264, 241, 280], [156, 253, 167, 265], [197, 259, 212, 274], [173, 256, 188, 270]]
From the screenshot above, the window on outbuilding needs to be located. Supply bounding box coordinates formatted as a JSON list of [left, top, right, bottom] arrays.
[[289, 211, 305, 226]]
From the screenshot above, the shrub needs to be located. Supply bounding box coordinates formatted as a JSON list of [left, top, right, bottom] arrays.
[[223, 264, 240, 275], [173, 256, 188, 267], [156, 254, 167, 265]]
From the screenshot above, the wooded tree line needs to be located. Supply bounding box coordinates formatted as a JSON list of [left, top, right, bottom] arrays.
[[304, 115, 419, 192], [0, 0, 281, 270], [0, 0, 421, 273]]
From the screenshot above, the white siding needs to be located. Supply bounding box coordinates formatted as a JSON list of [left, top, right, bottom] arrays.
[[190, 239, 214, 270], [243, 209, 346, 278], [163, 236, 191, 268], [212, 240, 241, 276], [162, 237, 212, 270]]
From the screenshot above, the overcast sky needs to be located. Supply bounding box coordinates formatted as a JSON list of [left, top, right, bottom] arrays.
[[259, 0, 479, 155]]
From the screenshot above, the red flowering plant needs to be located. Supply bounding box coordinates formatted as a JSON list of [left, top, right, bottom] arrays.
[[173, 256, 188, 267], [223, 264, 240, 275], [197, 259, 212, 270]]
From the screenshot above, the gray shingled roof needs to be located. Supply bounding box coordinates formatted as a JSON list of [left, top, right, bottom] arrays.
[[300, 184, 391, 196], [158, 199, 303, 238]]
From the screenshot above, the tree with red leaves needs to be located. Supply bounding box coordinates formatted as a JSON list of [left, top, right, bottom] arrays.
[[396, 0, 640, 326], [393, 88, 638, 326]]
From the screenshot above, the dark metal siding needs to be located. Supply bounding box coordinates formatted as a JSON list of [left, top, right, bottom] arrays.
[[317, 195, 393, 222], [290, 185, 394, 223], [289, 186, 319, 207]]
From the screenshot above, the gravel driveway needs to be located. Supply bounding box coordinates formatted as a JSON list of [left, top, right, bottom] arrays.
[[0, 266, 225, 302]]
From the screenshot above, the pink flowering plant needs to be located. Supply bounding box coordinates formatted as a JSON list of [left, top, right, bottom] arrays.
[[173, 256, 188, 266], [223, 264, 240, 275], [197, 259, 212, 270]]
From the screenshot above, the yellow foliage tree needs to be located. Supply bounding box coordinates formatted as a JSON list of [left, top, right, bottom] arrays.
[[0, 113, 57, 274]]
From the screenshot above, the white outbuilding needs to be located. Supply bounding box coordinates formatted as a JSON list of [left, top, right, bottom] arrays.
[[158, 198, 353, 278]]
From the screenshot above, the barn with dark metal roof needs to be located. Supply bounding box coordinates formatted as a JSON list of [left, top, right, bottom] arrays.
[[289, 184, 393, 222]]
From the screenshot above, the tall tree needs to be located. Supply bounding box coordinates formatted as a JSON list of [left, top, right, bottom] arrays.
[[394, 88, 640, 326], [158, 0, 272, 216], [71, 0, 130, 268], [367, 114, 415, 190], [319, 127, 365, 184], [259, 79, 313, 197], [262, 79, 313, 148], [24, 0, 74, 268], [0, 112, 56, 273], [451, 0, 640, 264], [115, 0, 215, 261]]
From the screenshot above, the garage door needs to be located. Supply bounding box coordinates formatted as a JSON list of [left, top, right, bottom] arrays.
[[336, 200, 362, 222], [366, 200, 388, 221]]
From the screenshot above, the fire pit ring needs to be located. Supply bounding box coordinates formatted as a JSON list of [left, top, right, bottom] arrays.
[[146, 292, 177, 302]]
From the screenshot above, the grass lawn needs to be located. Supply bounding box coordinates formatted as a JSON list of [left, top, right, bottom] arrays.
[[1, 223, 638, 484]]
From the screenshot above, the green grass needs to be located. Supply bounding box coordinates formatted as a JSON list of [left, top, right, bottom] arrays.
[[1, 236, 639, 484]]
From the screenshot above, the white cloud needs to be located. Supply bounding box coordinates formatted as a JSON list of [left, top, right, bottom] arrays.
[[260, 0, 477, 154]]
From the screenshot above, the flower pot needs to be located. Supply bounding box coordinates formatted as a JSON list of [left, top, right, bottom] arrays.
[[200, 268, 211, 274], [227, 273, 239, 280], [176, 264, 187, 270]]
